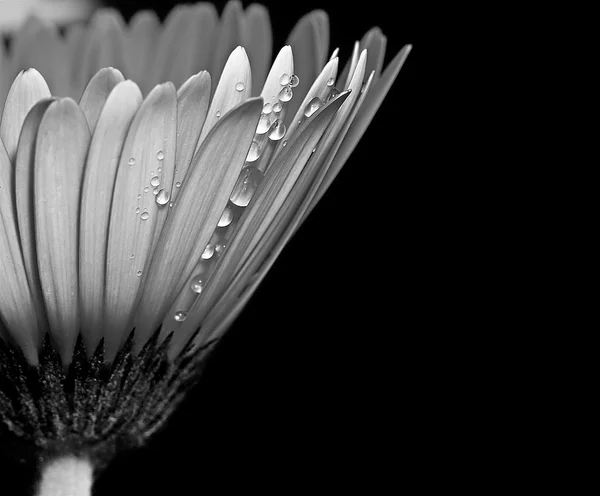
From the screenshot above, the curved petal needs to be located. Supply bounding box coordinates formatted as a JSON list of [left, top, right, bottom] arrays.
[[79, 67, 125, 134], [34, 98, 91, 366]]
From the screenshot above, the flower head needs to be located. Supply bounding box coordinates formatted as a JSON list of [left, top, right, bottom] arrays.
[[0, 1, 411, 492]]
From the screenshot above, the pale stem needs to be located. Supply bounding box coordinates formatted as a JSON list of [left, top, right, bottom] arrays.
[[36, 456, 93, 496]]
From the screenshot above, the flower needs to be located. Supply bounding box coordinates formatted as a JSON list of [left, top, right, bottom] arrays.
[[0, 1, 411, 493]]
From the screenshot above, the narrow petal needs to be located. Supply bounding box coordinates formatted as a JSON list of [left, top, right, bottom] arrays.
[[134, 98, 263, 347], [210, 0, 244, 84], [124, 10, 160, 95], [172, 71, 211, 203], [104, 83, 177, 358], [339, 41, 360, 89], [360, 28, 387, 83], [79, 81, 142, 353], [242, 4, 272, 96], [80, 9, 127, 92], [326, 45, 412, 196], [196, 46, 251, 148], [15, 99, 55, 339], [34, 98, 91, 365], [150, 4, 217, 90], [260, 45, 293, 106], [0, 69, 51, 163], [79, 68, 125, 134], [285, 11, 330, 125], [9, 16, 71, 97], [0, 139, 41, 364], [171, 92, 350, 356], [286, 56, 338, 138]]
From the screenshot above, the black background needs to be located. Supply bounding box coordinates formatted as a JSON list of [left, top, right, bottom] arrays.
[[6, 1, 424, 493]]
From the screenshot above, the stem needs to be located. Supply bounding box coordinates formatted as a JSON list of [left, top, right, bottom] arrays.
[[36, 456, 93, 496]]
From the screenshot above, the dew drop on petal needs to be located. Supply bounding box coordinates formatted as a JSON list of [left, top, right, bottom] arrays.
[[304, 97, 323, 118], [216, 111, 221, 118], [128, 157, 136, 166], [282, 140, 288, 147], [328, 87, 341, 101], [174, 311, 187, 322], [143, 186, 149, 193], [135, 207, 140, 214], [256, 113, 271, 134], [150, 176, 160, 187], [190, 277, 204, 294], [130, 253, 135, 259], [218, 206, 234, 227], [153, 188, 159, 195], [201, 243, 215, 260], [327, 77, 335, 87], [279, 73, 291, 86], [136, 270, 142, 277], [230, 166, 264, 207], [278, 86, 293, 102], [157, 167, 162, 173], [268, 120, 286, 141], [169, 202, 174, 207], [140, 211, 149, 220], [235, 82, 245, 92], [289, 74, 300, 87], [262, 102, 272, 114], [156, 189, 170, 205], [157, 150, 164, 161], [272, 101, 282, 113], [246, 141, 260, 162], [137, 193, 142, 199], [175, 181, 181, 188]]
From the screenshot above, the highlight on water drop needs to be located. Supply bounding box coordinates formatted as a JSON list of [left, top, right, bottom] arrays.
[[279, 73, 291, 86], [235, 81, 245, 92], [150, 176, 160, 187], [246, 141, 260, 162], [174, 311, 187, 322], [156, 150, 164, 161], [128, 157, 136, 166], [218, 206, 234, 227], [268, 120, 286, 141], [201, 243, 215, 260], [278, 86, 293, 102], [304, 97, 323, 118]]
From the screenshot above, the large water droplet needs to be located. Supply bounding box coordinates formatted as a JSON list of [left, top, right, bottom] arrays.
[[246, 141, 260, 162], [327, 77, 335, 87], [230, 166, 263, 207], [278, 86, 293, 102], [279, 73, 291, 86], [201, 244, 215, 260], [272, 101, 282, 113], [190, 277, 204, 294], [156, 189, 170, 205], [262, 102, 273, 114], [157, 150, 164, 161], [174, 311, 187, 322], [128, 157, 136, 166], [289, 74, 300, 87], [268, 120, 286, 141], [304, 97, 323, 118], [218, 206, 233, 227], [256, 113, 271, 134], [150, 176, 160, 187], [235, 81, 245, 92], [140, 211, 149, 220]]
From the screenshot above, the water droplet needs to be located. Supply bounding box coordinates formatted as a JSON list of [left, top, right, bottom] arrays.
[[273, 102, 282, 113], [329, 86, 341, 101], [235, 81, 245, 92], [153, 188, 159, 195], [201, 243, 215, 259], [174, 311, 187, 322], [262, 102, 273, 114], [156, 189, 170, 205], [230, 166, 263, 207], [150, 176, 160, 187], [278, 86, 293, 102], [246, 141, 260, 162], [136, 270, 142, 277], [129, 253, 135, 259], [137, 194, 142, 200], [279, 73, 291, 85], [157, 167, 162, 173], [327, 77, 335, 87], [218, 206, 233, 227], [304, 97, 323, 118], [135, 207, 141, 214], [268, 120, 286, 141], [256, 113, 271, 134], [128, 157, 136, 166], [140, 211, 149, 220], [215, 243, 226, 255], [289, 74, 300, 87], [282, 140, 288, 147], [150, 170, 154, 175], [144, 186, 149, 193], [157, 150, 164, 161], [216, 111, 221, 118], [169, 202, 174, 207], [175, 181, 181, 188], [190, 277, 204, 294]]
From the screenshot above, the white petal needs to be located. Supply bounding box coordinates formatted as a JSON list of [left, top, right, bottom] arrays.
[[260, 45, 294, 108], [104, 82, 177, 358], [79, 67, 125, 134], [35, 98, 91, 365], [0, 69, 51, 163], [79, 81, 143, 353], [0, 139, 41, 364], [133, 97, 263, 348], [124, 10, 160, 95]]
